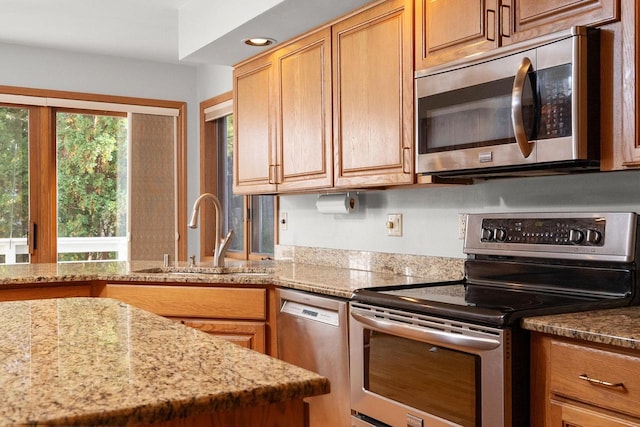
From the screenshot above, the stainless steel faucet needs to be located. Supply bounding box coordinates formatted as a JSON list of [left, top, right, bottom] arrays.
[[188, 193, 234, 268]]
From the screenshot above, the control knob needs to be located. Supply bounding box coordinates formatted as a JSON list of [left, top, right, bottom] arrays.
[[493, 228, 507, 242], [569, 229, 584, 244], [586, 229, 602, 244], [481, 227, 493, 241]]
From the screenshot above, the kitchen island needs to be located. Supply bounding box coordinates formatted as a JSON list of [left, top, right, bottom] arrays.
[[0, 297, 329, 426]]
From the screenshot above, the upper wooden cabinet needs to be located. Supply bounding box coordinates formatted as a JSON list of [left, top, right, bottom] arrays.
[[233, 0, 414, 194], [333, 0, 414, 188], [233, 56, 277, 194], [504, 0, 618, 45], [415, 0, 503, 70], [415, 0, 619, 70], [233, 28, 333, 195], [598, 0, 638, 170], [276, 29, 334, 192]]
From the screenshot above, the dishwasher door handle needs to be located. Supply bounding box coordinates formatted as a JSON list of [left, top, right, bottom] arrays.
[[350, 308, 501, 351]]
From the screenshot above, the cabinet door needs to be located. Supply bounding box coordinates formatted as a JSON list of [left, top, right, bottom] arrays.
[[176, 318, 266, 353], [550, 399, 640, 427], [416, 0, 501, 69], [276, 28, 333, 192], [504, 0, 618, 45], [333, 0, 413, 188], [233, 57, 278, 194]]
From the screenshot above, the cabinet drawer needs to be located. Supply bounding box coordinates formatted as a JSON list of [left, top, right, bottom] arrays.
[[550, 340, 640, 418], [102, 284, 266, 320]]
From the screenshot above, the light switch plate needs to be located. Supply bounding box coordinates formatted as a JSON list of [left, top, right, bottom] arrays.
[[387, 213, 402, 237], [279, 212, 288, 231]]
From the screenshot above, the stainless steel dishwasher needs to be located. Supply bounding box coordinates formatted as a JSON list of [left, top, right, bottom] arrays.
[[276, 288, 350, 427]]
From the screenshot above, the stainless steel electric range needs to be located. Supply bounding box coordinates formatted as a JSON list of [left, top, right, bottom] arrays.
[[349, 212, 639, 427]]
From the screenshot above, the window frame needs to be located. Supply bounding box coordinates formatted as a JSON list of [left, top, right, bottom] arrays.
[[199, 92, 277, 261], [0, 85, 188, 263]]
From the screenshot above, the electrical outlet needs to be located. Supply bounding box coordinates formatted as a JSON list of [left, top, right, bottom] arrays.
[[387, 213, 402, 237], [279, 212, 288, 231], [458, 214, 467, 240]]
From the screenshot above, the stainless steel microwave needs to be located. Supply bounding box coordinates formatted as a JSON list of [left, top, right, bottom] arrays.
[[415, 27, 600, 178]]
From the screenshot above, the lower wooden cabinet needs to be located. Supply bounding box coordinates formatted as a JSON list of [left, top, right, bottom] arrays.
[[173, 318, 266, 352], [531, 333, 640, 426], [0, 283, 94, 301], [550, 398, 640, 427], [100, 283, 270, 354]]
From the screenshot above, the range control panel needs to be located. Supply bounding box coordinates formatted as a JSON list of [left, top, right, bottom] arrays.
[[480, 217, 605, 246], [463, 212, 638, 262]]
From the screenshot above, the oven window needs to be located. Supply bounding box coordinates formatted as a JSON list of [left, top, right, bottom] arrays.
[[365, 330, 480, 427]]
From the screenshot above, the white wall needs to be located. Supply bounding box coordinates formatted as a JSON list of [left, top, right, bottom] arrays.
[[279, 170, 640, 259]]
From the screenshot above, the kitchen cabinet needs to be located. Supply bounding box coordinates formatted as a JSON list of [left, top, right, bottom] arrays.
[[234, 0, 414, 194], [415, 0, 618, 70], [504, 0, 618, 45], [415, 0, 504, 70], [333, 0, 413, 188], [599, 0, 640, 170], [233, 28, 333, 194], [0, 283, 95, 301], [275, 28, 333, 192], [233, 55, 276, 194], [531, 333, 640, 426], [99, 284, 269, 354]]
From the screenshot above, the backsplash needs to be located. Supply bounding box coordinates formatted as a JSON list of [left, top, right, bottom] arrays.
[[278, 170, 640, 259], [275, 245, 464, 281]]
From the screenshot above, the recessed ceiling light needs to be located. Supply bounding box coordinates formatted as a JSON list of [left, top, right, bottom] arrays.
[[243, 37, 277, 47]]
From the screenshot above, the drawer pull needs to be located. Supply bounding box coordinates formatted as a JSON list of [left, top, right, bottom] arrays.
[[579, 374, 625, 389]]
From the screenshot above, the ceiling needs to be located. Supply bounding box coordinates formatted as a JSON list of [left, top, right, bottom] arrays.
[[0, 0, 375, 66]]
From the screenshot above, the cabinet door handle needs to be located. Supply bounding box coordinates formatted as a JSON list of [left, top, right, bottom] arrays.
[[579, 374, 625, 389], [402, 147, 411, 174], [268, 164, 276, 184], [486, 9, 496, 42], [500, 5, 511, 38]]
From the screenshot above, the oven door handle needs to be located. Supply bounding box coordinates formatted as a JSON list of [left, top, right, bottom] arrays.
[[511, 56, 534, 159], [350, 309, 501, 351]]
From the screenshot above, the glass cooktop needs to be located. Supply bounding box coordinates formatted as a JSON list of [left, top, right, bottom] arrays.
[[352, 281, 629, 327]]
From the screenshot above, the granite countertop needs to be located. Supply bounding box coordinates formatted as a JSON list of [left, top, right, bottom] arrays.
[[0, 258, 462, 299], [0, 297, 329, 426], [522, 306, 640, 351]]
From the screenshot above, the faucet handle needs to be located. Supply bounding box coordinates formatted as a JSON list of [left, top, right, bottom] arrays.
[[189, 255, 196, 267]]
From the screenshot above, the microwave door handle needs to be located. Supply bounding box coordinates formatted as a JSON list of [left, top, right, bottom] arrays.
[[511, 57, 534, 158], [350, 309, 501, 351]]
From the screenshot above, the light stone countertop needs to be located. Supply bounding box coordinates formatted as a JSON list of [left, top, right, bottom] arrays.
[[0, 258, 462, 299], [0, 297, 329, 426], [521, 306, 640, 351]]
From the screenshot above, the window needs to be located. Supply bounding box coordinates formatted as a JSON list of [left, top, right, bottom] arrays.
[[0, 87, 187, 264], [56, 111, 128, 262], [200, 93, 275, 260], [0, 106, 29, 264]]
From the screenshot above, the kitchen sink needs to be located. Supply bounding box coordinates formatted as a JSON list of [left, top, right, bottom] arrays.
[[134, 266, 272, 276]]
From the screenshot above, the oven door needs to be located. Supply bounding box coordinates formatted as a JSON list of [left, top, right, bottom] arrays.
[[349, 302, 512, 427]]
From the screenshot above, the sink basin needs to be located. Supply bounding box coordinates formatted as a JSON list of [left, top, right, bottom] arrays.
[[134, 266, 272, 276]]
